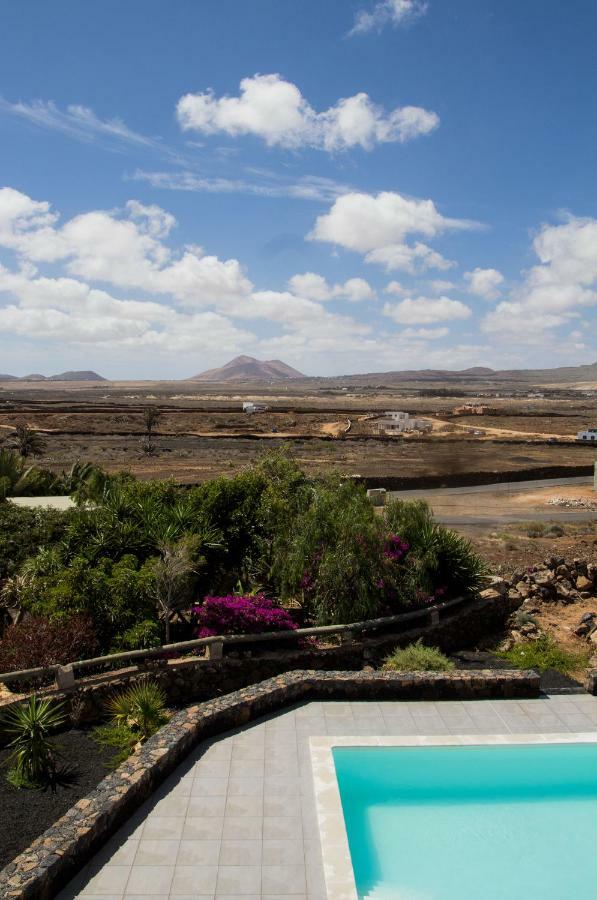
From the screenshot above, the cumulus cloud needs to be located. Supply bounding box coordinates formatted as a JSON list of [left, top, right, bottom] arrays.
[[465, 267, 504, 300], [176, 74, 438, 151], [383, 296, 472, 324], [0, 187, 253, 308], [384, 280, 408, 297], [481, 215, 597, 335], [0, 266, 253, 352], [350, 0, 428, 35], [309, 190, 474, 272], [288, 272, 374, 302], [401, 326, 449, 339]]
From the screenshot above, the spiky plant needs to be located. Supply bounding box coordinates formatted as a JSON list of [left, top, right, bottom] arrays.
[[11, 425, 46, 459], [106, 679, 168, 742], [2, 696, 66, 787]]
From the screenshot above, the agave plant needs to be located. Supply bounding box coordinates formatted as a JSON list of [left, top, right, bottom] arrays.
[[106, 679, 168, 743], [2, 695, 66, 787]]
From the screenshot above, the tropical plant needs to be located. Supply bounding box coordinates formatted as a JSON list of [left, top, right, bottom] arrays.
[[384, 499, 487, 600], [383, 639, 455, 673], [143, 407, 161, 436], [148, 537, 199, 642], [0, 502, 71, 578], [2, 695, 66, 787], [141, 407, 161, 455], [271, 475, 399, 624], [113, 619, 162, 651], [10, 425, 46, 458], [0, 448, 58, 497], [106, 679, 168, 742]]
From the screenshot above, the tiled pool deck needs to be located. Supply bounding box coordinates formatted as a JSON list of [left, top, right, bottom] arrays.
[[58, 694, 597, 900]]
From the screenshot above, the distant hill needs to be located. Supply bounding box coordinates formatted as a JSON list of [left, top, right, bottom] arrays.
[[317, 361, 597, 387], [190, 355, 304, 382], [47, 371, 107, 382], [0, 370, 107, 382]]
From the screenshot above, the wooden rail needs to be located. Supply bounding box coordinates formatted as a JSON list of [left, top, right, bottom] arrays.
[[0, 595, 468, 690]]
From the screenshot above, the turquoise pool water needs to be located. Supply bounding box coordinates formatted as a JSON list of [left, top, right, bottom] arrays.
[[333, 744, 597, 900]]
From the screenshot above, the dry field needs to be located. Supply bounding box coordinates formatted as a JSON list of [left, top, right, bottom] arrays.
[[0, 379, 596, 485]]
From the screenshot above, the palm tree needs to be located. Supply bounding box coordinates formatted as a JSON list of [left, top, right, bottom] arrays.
[[141, 407, 161, 456], [0, 448, 56, 497], [11, 425, 46, 459]]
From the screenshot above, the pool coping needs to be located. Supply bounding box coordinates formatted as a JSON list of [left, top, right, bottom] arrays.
[[310, 732, 597, 900]]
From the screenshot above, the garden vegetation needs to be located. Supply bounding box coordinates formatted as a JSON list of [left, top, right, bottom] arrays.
[[0, 448, 486, 671]]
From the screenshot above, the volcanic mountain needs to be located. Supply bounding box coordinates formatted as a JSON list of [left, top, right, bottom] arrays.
[[190, 355, 304, 383], [0, 370, 107, 382]]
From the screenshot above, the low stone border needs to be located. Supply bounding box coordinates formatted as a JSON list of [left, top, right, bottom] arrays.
[[0, 668, 539, 899]]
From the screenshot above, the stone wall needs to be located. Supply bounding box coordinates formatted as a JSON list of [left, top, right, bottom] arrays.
[[0, 667, 539, 900], [0, 591, 516, 735]]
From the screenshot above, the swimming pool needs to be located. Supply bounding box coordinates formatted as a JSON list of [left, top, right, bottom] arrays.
[[324, 740, 597, 900]]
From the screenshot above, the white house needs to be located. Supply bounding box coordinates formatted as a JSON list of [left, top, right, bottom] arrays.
[[375, 412, 432, 434], [577, 428, 597, 442], [242, 401, 269, 414]]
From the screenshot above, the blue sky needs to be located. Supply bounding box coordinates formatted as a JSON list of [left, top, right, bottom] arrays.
[[0, 0, 596, 378]]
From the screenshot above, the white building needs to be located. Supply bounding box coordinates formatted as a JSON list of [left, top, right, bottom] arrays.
[[242, 401, 269, 414], [577, 428, 597, 442], [375, 411, 432, 434]]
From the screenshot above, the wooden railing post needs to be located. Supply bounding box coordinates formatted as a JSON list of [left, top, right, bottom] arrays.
[[205, 640, 224, 660], [55, 664, 76, 690]]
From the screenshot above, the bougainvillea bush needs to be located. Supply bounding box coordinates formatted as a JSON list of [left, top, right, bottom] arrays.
[[192, 594, 297, 638]]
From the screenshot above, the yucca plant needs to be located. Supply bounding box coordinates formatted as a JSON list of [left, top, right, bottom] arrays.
[[106, 679, 168, 743], [2, 695, 66, 788]]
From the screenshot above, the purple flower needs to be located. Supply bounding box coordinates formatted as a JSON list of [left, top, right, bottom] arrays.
[[192, 594, 297, 638]]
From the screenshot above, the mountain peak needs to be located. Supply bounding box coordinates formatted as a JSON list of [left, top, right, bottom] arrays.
[[189, 356, 304, 383]]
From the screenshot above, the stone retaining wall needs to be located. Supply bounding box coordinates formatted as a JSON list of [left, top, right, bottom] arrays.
[[0, 592, 515, 736], [0, 667, 539, 899]]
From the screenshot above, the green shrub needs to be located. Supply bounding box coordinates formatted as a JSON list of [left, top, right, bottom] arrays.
[[271, 475, 396, 624], [2, 696, 66, 788], [0, 504, 71, 579], [383, 639, 455, 673], [385, 499, 487, 600], [114, 620, 162, 651], [498, 635, 589, 674], [92, 723, 138, 768], [94, 678, 168, 767], [106, 679, 168, 742]]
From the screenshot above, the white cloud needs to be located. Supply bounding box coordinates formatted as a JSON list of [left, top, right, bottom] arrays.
[[133, 169, 351, 203], [465, 267, 504, 300], [428, 279, 455, 293], [481, 215, 597, 335], [176, 73, 438, 151], [0, 187, 253, 307], [350, 0, 428, 35], [309, 190, 474, 272], [0, 98, 181, 162], [401, 326, 449, 339], [383, 295, 472, 324], [0, 267, 253, 352], [288, 272, 374, 302], [366, 241, 455, 273], [384, 280, 408, 297]]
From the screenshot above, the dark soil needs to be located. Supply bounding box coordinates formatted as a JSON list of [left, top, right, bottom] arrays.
[[0, 729, 111, 870]]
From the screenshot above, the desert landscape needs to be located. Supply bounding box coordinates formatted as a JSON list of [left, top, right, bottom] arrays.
[[1, 356, 596, 487]]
